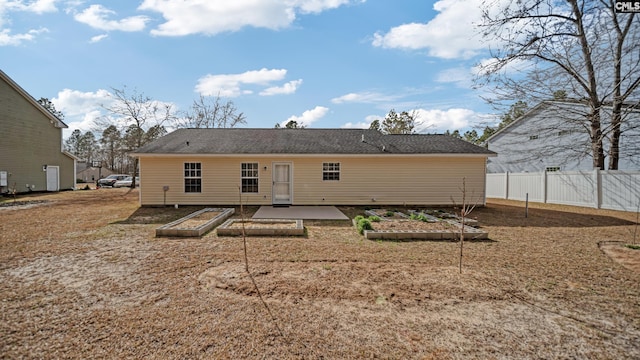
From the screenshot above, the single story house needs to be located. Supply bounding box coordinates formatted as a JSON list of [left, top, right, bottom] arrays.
[[76, 162, 114, 183], [130, 128, 496, 206], [0, 69, 77, 194]]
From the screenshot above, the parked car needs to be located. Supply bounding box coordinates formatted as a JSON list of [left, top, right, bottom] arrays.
[[113, 176, 140, 188], [97, 174, 129, 187]]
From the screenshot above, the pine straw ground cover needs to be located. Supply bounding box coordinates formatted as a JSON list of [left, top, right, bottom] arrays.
[[1, 190, 639, 359]]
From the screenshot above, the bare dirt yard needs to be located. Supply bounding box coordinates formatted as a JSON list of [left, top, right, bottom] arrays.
[[1, 190, 639, 359]]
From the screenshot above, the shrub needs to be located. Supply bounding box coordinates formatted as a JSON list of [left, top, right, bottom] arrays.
[[368, 215, 381, 222], [354, 215, 365, 223], [386, 210, 395, 217], [410, 213, 428, 222], [357, 219, 373, 234]]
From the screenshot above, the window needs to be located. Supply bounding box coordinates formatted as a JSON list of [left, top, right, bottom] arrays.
[[241, 163, 259, 193], [557, 129, 572, 136], [529, 135, 539, 140], [545, 166, 561, 172], [184, 162, 201, 193], [323, 162, 340, 181]]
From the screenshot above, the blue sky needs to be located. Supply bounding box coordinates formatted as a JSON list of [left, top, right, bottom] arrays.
[[1, 0, 502, 138]]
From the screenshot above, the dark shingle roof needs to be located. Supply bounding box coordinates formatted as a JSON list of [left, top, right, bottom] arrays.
[[132, 128, 495, 155]]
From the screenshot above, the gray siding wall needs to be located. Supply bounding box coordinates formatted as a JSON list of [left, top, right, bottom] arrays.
[[486, 103, 640, 173], [0, 77, 75, 193]]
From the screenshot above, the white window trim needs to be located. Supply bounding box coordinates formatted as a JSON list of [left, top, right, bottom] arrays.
[[322, 162, 340, 181], [184, 162, 202, 193], [241, 162, 259, 193]]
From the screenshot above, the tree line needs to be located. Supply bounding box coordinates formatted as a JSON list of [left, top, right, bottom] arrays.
[[46, 89, 246, 177]]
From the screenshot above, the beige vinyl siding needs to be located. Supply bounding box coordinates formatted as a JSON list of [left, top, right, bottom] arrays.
[[139, 157, 272, 205], [292, 157, 485, 205], [0, 76, 75, 193], [138, 155, 487, 206]]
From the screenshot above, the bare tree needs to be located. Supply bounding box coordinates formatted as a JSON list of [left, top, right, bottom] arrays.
[[176, 94, 246, 129], [237, 187, 284, 338], [451, 178, 480, 274], [98, 86, 175, 185], [477, 0, 640, 170], [606, 1, 640, 169]]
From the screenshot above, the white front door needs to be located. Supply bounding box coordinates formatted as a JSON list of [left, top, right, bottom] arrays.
[[272, 163, 292, 204], [46, 166, 59, 191]]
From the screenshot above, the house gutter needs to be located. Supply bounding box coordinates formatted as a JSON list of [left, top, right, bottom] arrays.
[[129, 152, 496, 159]]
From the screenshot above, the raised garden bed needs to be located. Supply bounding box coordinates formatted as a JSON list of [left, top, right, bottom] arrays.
[[217, 219, 304, 237], [365, 209, 408, 220], [358, 209, 487, 240], [363, 227, 487, 241], [419, 209, 479, 225], [156, 208, 234, 237]]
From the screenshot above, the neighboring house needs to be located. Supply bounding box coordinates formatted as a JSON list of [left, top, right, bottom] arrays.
[[485, 100, 640, 173], [0, 70, 77, 194], [130, 128, 495, 206], [76, 162, 114, 183]]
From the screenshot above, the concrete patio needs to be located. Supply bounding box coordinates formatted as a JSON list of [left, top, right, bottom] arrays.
[[252, 206, 349, 220]]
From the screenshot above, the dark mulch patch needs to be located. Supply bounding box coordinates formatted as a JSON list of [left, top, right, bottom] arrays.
[[0, 200, 49, 208]]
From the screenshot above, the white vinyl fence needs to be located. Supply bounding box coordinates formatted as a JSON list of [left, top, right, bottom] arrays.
[[486, 170, 640, 212]]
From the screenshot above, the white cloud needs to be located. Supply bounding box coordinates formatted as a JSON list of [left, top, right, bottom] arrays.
[[413, 108, 479, 132], [53, 88, 113, 134], [331, 91, 399, 104], [89, 34, 108, 43], [195, 68, 289, 97], [341, 108, 489, 133], [4, 0, 58, 14], [63, 1, 84, 14], [260, 79, 303, 96], [75, 4, 149, 32], [281, 106, 329, 127], [54, 88, 112, 117], [341, 121, 369, 129], [138, 0, 363, 36], [0, 27, 47, 46], [372, 0, 491, 59], [0, 0, 57, 40], [295, 0, 361, 14], [435, 67, 473, 88], [341, 115, 378, 129]]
